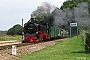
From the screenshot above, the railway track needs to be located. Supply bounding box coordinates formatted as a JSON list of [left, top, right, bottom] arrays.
[[0, 40, 22, 46], [0, 38, 68, 50], [0, 40, 33, 50], [0, 38, 68, 60]]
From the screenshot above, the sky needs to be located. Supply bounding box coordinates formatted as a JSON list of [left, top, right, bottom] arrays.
[[0, 0, 66, 31]]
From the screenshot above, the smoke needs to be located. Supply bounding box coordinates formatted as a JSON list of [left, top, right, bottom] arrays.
[[32, 2, 55, 16], [74, 2, 90, 28], [53, 2, 90, 30], [53, 8, 72, 26]]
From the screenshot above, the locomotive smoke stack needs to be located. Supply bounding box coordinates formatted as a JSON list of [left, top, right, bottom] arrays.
[[31, 14, 34, 20], [29, 14, 36, 22], [31, 18, 34, 21]]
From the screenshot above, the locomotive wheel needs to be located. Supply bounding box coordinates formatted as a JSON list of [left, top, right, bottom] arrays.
[[38, 35, 43, 42], [44, 39, 47, 42], [43, 36, 47, 42], [22, 40, 25, 43]]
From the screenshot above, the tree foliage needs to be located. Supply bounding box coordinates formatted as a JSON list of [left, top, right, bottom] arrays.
[[60, 0, 90, 12], [7, 24, 22, 35], [43, 13, 54, 26], [35, 15, 44, 21], [85, 30, 90, 53], [60, 0, 89, 10], [34, 13, 54, 25]]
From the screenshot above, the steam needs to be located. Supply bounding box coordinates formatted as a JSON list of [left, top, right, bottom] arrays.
[[74, 2, 90, 28], [32, 2, 55, 16], [53, 2, 90, 29]]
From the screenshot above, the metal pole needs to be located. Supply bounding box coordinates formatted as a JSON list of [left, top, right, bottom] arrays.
[[22, 18, 23, 40], [77, 25, 78, 37], [70, 26, 71, 38]]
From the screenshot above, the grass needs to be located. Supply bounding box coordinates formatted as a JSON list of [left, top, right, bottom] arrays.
[[0, 35, 22, 41], [17, 35, 90, 60]]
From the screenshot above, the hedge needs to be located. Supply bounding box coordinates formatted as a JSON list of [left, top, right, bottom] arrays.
[[85, 30, 90, 53]]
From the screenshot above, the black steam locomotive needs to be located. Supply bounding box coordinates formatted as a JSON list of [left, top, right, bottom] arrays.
[[22, 18, 50, 43], [22, 18, 68, 43]]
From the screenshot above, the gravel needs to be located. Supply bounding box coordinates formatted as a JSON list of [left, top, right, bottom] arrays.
[[0, 38, 68, 60]]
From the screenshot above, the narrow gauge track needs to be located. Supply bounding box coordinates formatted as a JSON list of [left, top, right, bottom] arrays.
[[0, 38, 68, 60], [0, 40, 22, 46], [0, 40, 33, 50], [0, 38, 68, 50]]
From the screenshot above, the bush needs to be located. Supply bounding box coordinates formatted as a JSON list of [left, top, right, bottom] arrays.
[[85, 30, 90, 53], [7, 24, 22, 35]]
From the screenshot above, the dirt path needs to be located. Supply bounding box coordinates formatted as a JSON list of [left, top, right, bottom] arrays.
[[0, 38, 68, 60]]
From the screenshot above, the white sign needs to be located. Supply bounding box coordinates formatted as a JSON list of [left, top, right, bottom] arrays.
[[12, 45, 16, 55], [70, 23, 77, 27]]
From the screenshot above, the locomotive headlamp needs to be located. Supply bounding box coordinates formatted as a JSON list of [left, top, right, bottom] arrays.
[[36, 32, 38, 34]]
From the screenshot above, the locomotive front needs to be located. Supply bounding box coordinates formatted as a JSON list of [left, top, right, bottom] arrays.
[[22, 20, 39, 43]]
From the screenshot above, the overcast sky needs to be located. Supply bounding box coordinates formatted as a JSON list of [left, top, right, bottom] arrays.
[[0, 0, 66, 30]]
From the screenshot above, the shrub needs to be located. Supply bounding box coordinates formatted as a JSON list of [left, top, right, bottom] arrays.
[[85, 30, 90, 53]]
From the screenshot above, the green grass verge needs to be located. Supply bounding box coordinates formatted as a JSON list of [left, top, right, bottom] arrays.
[[17, 35, 90, 60], [0, 35, 22, 41]]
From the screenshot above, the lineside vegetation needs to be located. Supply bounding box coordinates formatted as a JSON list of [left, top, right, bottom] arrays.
[[0, 35, 22, 41]]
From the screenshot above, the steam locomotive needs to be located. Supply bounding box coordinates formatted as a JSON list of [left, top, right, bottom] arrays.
[[22, 18, 68, 43]]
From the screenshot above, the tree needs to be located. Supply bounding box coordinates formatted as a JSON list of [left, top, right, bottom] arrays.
[[35, 15, 44, 21], [60, 0, 78, 9], [7, 24, 22, 35], [43, 13, 54, 26]]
